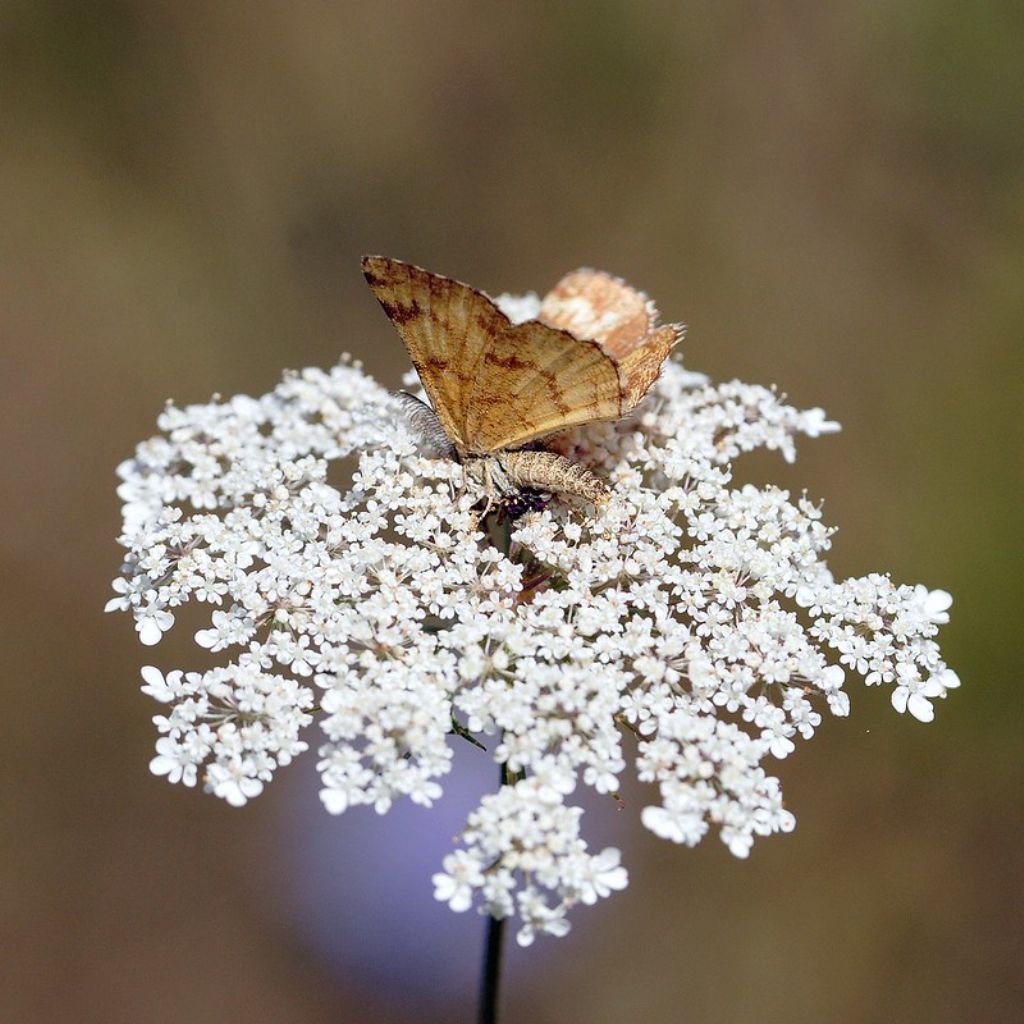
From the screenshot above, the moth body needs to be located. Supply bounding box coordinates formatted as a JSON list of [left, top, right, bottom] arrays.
[[500, 450, 609, 506], [464, 450, 607, 507]]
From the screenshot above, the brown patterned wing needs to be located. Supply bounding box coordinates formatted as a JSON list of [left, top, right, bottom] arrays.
[[539, 269, 683, 414], [362, 256, 680, 456], [361, 255, 509, 451], [460, 318, 624, 453]]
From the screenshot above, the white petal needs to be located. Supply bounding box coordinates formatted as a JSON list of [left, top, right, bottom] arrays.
[[149, 754, 178, 779], [319, 788, 349, 815], [924, 589, 953, 622], [449, 890, 472, 913], [770, 734, 796, 759], [821, 665, 845, 688], [194, 628, 218, 649], [907, 693, 936, 723], [140, 665, 164, 686], [139, 620, 163, 646]]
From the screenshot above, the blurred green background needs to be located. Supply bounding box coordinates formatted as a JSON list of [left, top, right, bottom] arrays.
[[2, 2, 1021, 1022]]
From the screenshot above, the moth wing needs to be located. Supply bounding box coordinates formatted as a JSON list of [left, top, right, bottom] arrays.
[[362, 255, 507, 450], [462, 319, 623, 453], [539, 269, 654, 358], [363, 257, 681, 456], [615, 324, 683, 409], [539, 269, 683, 413]]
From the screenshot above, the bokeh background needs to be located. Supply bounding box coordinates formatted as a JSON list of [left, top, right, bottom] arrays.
[[3, 2, 1021, 1022]]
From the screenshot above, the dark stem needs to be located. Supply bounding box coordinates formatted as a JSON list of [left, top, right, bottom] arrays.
[[477, 760, 519, 1024], [477, 518, 522, 1024], [477, 910, 506, 1024]]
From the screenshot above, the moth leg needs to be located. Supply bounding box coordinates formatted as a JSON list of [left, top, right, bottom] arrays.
[[479, 460, 500, 524], [461, 458, 491, 528], [462, 466, 482, 525], [454, 466, 468, 511]]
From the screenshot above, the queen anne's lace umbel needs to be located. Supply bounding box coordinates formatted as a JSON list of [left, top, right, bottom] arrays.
[[108, 295, 958, 945]]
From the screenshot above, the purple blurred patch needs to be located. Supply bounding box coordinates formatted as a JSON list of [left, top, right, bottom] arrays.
[[272, 741, 631, 1017]]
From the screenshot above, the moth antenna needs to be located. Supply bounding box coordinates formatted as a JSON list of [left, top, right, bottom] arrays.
[[393, 391, 457, 459]]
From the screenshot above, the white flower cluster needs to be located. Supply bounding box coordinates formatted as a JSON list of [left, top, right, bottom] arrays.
[[140, 658, 314, 806], [109, 305, 958, 944], [433, 777, 628, 946]]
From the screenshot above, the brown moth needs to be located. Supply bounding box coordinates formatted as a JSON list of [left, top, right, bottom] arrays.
[[361, 255, 683, 509]]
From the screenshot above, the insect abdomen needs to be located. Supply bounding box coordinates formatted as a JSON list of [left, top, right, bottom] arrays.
[[502, 450, 609, 505]]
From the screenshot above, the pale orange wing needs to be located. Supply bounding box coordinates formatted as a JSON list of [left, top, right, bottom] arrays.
[[615, 324, 682, 410], [362, 255, 507, 451], [539, 269, 683, 413], [460, 319, 624, 453]]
